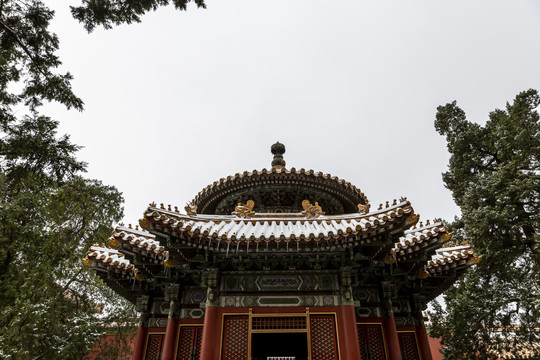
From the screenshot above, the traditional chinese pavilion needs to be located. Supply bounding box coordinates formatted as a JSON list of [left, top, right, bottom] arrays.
[[84, 142, 479, 360]]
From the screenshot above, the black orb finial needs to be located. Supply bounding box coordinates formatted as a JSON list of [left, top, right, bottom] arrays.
[[271, 142, 286, 168]]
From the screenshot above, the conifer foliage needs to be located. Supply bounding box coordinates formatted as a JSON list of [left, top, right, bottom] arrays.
[[0, 1, 138, 358], [430, 90, 540, 359], [71, 0, 207, 32]]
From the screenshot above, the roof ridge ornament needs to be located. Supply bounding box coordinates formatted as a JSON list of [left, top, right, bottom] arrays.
[[271, 141, 286, 169], [185, 204, 198, 217], [232, 200, 255, 218], [357, 200, 370, 214], [301, 200, 325, 219]]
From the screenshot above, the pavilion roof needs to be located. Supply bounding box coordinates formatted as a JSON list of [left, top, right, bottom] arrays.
[[142, 199, 414, 249], [81, 143, 480, 305], [190, 166, 369, 215]]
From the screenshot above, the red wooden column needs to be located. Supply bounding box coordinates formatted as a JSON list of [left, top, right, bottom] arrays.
[[415, 315, 433, 360], [161, 300, 180, 360], [132, 312, 149, 360], [383, 315, 402, 360], [199, 305, 219, 360], [339, 305, 362, 360], [381, 283, 401, 360]]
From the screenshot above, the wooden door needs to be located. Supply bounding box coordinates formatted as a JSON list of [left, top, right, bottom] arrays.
[[357, 324, 387, 360], [310, 315, 338, 360]]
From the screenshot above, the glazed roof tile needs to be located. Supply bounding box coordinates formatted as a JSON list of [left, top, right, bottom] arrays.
[[491, 340, 540, 359], [109, 226, 167, 259], [144, 200, 413, 245], [392, 222, 450, 256], [427, 245, 478, 272], [84, 245, 139, 277]]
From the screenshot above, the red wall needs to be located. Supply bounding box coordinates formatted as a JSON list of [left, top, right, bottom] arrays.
[[428, 336, 443, 360], [84, 334, 135, 360]]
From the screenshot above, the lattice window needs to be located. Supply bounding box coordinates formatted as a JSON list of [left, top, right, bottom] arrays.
[[145, 333, 164, 360], [357, 324, 386, 360], [252, 316, 307, 330], [398, 332, 420, 360], [222, 316, 249, 360], [195, 326, 203, 358], [177, 326, 203, 360], [310, 315, 338, 360], [357, 325, 367, 360]]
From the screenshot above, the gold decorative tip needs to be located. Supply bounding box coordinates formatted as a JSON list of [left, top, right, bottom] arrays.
[[135, 225, 139, 230], [407, 214, 420, 226], [471, 256, 482, 264], [174, 206, 179, 213], [119, 222, 125, 227], [400, 196, 408, 203], [440, 232, 452, 243], [378, 203, 383, 210], [168, 204, 171, 211], [392, 199, 397, 206], [301, 200, 325, 219], [357, 201, 370, 215], [383, 254, 396, 264], [385, 201, 389, 208], [160, 203, 165, 209], [82, 257, 93, 268], [150, 201, 156, 207], [426, 219, 430, 226], [164, 259, 177, 268], [135, 273, 144, 281], [416, 268, 430, 279], [138, 217, 151, 231], [232, 200, 256, 219], [108, 238, 121, 249], [185, 204, 198, 216], [128, 224, 132, 229]]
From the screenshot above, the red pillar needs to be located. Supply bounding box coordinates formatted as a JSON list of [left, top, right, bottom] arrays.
[[415, 323, 433, 360], [339, 305, 362, 360], [132, 325, 148, 360], [383, 316, 402, 360], [199, 305, 219, 360], [161, 317, 180, 360]]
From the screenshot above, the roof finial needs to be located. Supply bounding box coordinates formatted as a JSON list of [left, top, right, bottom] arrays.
[[271, 142, 286, 169]]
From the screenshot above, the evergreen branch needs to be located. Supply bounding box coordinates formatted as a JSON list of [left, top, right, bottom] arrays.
[[0, 19, 50, 79]]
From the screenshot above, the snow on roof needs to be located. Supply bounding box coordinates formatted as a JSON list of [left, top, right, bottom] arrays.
[[143, 200, 413, 245], [427, 244, 478, 272], [110, 226, 167, 259]]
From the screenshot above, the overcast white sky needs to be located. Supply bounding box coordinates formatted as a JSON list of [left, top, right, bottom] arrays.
[[44, 0, 540, 225]]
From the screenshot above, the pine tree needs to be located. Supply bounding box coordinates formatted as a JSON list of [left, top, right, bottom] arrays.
[[0, 1, 137, 358], [71, 0, 207, 32], [430, 90, 540, 359]]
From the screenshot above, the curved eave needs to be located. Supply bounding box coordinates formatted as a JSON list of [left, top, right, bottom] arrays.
[[109, 226, 168, 261], [84, 245, 139, 278], [427, 245, 478, 273], [420, 245, 479, 301], [392, 223, 450, 259], [143, 200, 414, 252]]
